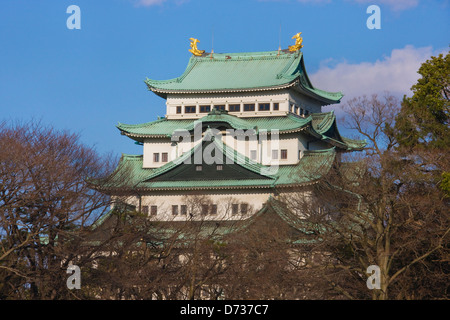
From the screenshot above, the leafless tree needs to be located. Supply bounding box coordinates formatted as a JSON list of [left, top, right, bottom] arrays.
[[0, 120, 113, 299], [293, 94, 449, 299]]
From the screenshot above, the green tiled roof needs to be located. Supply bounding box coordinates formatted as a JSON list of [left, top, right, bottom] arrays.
[[144, 50, 343, 104], [117, 111, 366, 151], [117, 112, 310, 138], [97, 135, 337, 192], [237, 197, 322, 243], [90, 197, 319, 245]]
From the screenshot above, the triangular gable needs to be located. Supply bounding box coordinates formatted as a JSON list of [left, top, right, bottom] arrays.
[[143, 130, 275, 183], [236, 197, 319, 244]]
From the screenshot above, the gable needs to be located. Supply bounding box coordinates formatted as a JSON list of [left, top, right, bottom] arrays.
[[148, 140, 271, 182]]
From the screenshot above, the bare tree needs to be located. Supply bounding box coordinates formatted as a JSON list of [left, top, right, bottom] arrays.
[[0, 121, 112, 299], [296, 94, 449, 299], [81, 194, 243, 300]]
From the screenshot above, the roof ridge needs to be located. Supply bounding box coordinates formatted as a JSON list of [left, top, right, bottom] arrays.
[[117, 117, 167, 129], [121, 153, 143, 158], [140, 132, 276, 183], [302, 147, 336, 155]]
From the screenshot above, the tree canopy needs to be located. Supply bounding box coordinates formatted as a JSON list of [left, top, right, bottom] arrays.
[[395, 51, 450, 150]]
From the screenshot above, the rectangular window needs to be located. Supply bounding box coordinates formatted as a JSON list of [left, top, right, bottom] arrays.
[[258, 103, 270, 111], [232, 204, 239, 215], [214, 105, 225, 111], [200, 105, 211, 113], [250, 150, 257, 161], [176, 106, 182, 114], [162, 152, 168, 162], [185, 105, 196, 113], [210, 204, 217, 215], [229, 104, 240, 112], [272, 150, 278, 160], [240, 203, 248, 215], [281, 149, 288, 160], [142, 205, 149, 215], [216, 164, 223, 171], [153, 153, 160, 162], [273, 103, 279, 111], [305, 109, 309, 116], [150, 205, 157, 216], [196, 165, 202, 171], [202, 204, 209, 216], [181, 205, 187, 215], [244, 104, 255, 111], [172, 205, 179, 216], [300, 108, 304, 116]]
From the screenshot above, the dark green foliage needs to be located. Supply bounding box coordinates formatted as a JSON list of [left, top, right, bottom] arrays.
[[395, 51, 450, 149]]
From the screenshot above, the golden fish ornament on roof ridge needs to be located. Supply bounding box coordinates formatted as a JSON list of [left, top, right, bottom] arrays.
[[189, 38, 205, 56], [288, 32, 303, 52]]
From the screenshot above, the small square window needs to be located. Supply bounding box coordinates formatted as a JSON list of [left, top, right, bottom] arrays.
[[176, 106, 182, 114], [185, 106, 196, 113], [272, 150, 278, 160], [216, 164, 223, 171], [172, 205, 179, 216], [214, 105, 225, 111], [281, 149, 288, 160], [210, 204, 217, 215], [200, 105, 211, 113], [244, 104, 255, 111], [162, 152, 168, 162], [202, 204, 209, 216], [150, 205, 157, 216], [240, 203, 248, 215], [273, 103, 279, 111], [196, 165, 202, 171], [153, 153, 160, 162], [181, 205, 187, 215], [232, 204, 239, 215], [229, 104, 240, 112], [258, 103, 270, 111], [142, 205, 149, 215]]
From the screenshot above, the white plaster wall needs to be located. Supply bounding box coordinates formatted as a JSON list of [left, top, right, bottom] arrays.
[[289, 90, 325, 115], [144, 131, 305, 168], [165, 90, 291, 119], [111, 188, 316, 222], [140, 190, 272, 221], [143, 138, 174, 168]]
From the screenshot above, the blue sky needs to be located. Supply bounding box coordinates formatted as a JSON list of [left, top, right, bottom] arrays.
[[0, 0, 449, 158]]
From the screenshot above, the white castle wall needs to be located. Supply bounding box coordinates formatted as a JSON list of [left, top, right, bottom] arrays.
[[142, 132, 312, 168]]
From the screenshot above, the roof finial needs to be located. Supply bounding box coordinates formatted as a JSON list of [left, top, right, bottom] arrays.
[[210, 26, 214, 59], [189, 38, 205, 56], [278, 23, 282, 56], [288, 32, 303, 52]]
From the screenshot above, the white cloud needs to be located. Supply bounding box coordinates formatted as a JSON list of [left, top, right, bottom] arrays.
[[293, 0, 419, 11], [296, 0, 332, 3], [351, 0, 419, 11], [309, 45, 436, 104], [134, 0, 166, 7]]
